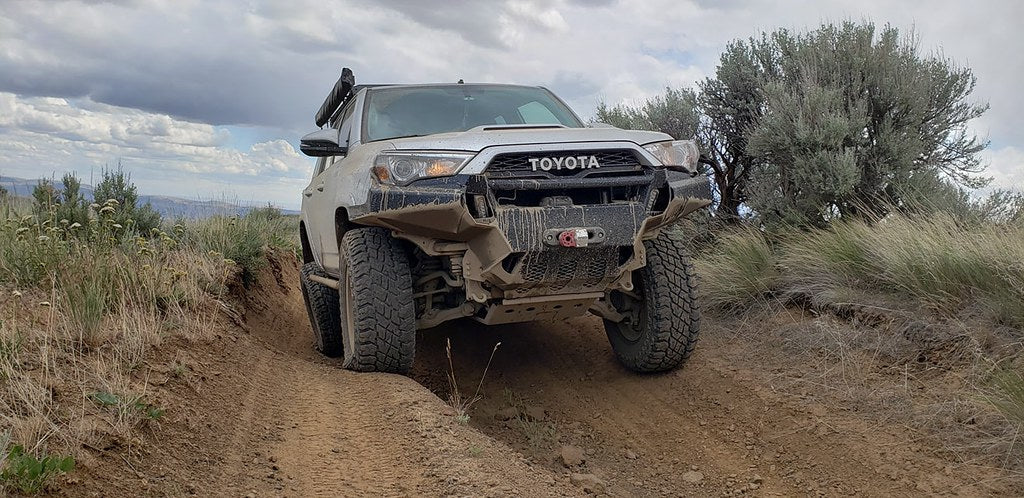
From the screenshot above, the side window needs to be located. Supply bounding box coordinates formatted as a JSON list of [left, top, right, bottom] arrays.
[[308, 98, 360, 179], [335, 101, 358, 146], [313, 157, 328, 177], [319, 101, 358, 171]]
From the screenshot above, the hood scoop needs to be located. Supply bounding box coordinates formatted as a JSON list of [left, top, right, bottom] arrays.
[[470, 124, 568, 132]]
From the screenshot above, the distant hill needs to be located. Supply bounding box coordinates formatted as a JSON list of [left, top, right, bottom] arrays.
[[0, 176, 298, 218]]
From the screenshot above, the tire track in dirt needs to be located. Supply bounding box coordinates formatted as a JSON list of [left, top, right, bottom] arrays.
[[153, 257, 580, 497]]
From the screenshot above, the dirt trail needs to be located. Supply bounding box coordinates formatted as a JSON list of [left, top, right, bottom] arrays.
[[72, 256, 1012, 496], [413, 317, 1005, 496], [72, 258, 576, 497]]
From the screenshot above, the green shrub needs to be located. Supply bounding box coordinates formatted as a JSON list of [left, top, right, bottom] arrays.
[[54, 173, 90, 228], [0, 215, 72, 287], [0, 445, 74, 494], [31, 180, 57, 221], [89, 391, 165, 421], [93, 166, 163, 235]]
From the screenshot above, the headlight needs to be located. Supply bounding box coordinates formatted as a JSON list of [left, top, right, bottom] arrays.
[[643, 140, 699, 173], [372, 151, 473, 185]]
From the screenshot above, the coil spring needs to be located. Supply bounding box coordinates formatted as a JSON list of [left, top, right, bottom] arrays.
[[449, 255, 464, 280]]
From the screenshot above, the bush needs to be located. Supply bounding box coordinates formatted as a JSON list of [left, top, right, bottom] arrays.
[[31, 180, 57, 221], [93, 166, 163, 235], [55, 173, 90, 228]]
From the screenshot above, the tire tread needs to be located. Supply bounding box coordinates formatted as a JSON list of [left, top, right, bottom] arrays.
[[340, 228, 416, 373], [605, 229, 701, 373], [300, 262, 343, 357]]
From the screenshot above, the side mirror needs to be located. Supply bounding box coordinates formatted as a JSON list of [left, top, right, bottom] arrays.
[[300, 129, 348, 157]]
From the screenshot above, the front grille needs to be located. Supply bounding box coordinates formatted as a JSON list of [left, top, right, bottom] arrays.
[[518, 247, 618, 290], [485, 149, 643, 178]]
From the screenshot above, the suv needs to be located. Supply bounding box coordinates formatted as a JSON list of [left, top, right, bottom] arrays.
[[298, 68, 711, 374]]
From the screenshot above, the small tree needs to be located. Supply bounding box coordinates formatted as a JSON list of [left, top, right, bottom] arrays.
[[597, 71, 763, 220], [697, 34, 780, 220], [745, 80, 864, 225], [595, 87, 700, 141], [94, 164, 162, 234], [32, 179, 58, 220], [55, 173, 91, 228]]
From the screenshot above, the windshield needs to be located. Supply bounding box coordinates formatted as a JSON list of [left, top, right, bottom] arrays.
[[362, 85, 583, 142]]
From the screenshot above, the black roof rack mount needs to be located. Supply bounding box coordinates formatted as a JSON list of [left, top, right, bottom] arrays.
[[315, 67, 355, 128]]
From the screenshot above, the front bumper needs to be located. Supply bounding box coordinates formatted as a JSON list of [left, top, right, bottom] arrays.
[[349, 171, 712, 300]]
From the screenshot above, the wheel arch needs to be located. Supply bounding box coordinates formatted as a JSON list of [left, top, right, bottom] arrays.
[[335, 207, 351, 251], [299, 221, 315, 264]]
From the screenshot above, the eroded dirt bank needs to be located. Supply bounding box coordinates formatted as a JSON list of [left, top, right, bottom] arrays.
[[68, 255, 1016, 496]]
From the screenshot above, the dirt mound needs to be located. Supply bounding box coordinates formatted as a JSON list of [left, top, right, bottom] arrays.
[[67, 252, 1019, 496], [68, 254, 577, 496]]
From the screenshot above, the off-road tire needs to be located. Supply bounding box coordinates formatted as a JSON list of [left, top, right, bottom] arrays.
[[300, 262, 343, 357], [603, 230, 700, 373], [338, 227, 417, 373]]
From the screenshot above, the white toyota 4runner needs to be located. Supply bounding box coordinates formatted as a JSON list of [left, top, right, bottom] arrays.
[[298, 68, 712, 374]]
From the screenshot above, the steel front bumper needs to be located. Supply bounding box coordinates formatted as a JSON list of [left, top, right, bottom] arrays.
[[349, 172, 712, 302]]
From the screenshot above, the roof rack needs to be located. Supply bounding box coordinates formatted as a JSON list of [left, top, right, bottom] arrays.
[[315, 68, 355, 128]]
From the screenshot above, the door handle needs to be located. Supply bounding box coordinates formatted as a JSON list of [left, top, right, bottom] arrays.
[[316, 182, 325, 192]]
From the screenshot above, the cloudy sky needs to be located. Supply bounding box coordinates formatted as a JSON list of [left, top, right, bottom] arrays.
[[1, 0, 1020, 208]]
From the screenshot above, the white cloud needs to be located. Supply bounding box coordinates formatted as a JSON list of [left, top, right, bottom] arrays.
[[0, 0, 1021, 208], [983, 146, 1024, 192], [0, 92, 313, 206]]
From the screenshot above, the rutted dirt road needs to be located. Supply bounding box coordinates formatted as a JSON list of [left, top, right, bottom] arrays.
[[72, 256, 1014, 496]]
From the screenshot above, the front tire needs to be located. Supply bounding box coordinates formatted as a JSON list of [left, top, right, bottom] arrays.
[[338, 227, 417, 373], [603, 230, 700, 373], [300, 262, 343, 357]]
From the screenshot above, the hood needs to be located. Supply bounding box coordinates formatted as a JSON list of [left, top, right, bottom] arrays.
[[383, 126, 672, 152]]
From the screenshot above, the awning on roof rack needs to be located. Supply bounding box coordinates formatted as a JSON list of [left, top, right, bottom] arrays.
[[315, 67, 355, 128]]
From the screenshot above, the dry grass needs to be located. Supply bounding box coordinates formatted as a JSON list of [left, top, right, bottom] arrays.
[[697, 212, 1024, 475], [695, 226, 780, 312], [698, 213, 1024, 327], [445, 338, 501, 424], [707, 310, 1024, 479], [0, 195, 296, 493], [781, 215, 1024, 326]]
